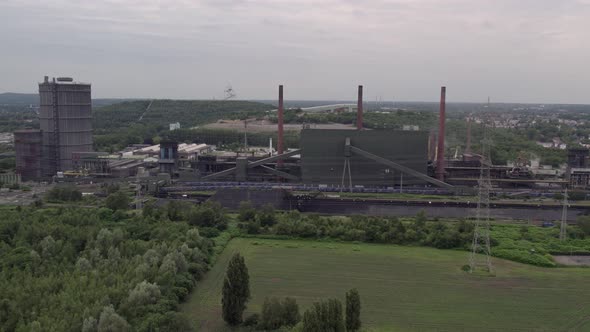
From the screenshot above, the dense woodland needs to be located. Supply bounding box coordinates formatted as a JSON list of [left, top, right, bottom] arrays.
[[0, 205, 215, 331]]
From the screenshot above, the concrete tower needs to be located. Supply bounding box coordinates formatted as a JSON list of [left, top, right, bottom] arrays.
[[39, 76, 93, 176]]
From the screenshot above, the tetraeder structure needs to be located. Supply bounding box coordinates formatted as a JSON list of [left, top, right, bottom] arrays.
[[469, 104, 493, 273], [560, 187, 568, 241]]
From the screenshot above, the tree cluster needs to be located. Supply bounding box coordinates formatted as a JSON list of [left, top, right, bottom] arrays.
[[239, 209, 475, 250], [161, 201, 228, 237], [249, 296, 301, 330], [301, 288, 361, 332], [0, 205, 213, 331], [45, 186, 82, 202]]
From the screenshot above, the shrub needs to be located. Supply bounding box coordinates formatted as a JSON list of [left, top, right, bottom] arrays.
[[105, 191, 130, 211], [243, 313, 259, 327], [46, 186, 82, 202], [238, 201, 256, 222], [258, 297, 284, 330], [302, 299, 344, 332], [578, 217, 590, 236], [493, 249, 556, 267]]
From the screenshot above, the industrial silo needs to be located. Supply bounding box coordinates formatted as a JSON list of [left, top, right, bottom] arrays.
[[39, 76, 93, 176], [14, 129, 42, 181]]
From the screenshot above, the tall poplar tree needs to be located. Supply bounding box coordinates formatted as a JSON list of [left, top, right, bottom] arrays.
[[221, 253, 250, 325], [346, 288, 361, 332]]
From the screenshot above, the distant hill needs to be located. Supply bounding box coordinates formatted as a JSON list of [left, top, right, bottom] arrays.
[[0, 92, 137, 107], [0, 93, 38, 105], [93, 99, 274, 132]]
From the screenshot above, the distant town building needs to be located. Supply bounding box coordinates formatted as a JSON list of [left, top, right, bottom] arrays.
[[170, 122, 181, 131]]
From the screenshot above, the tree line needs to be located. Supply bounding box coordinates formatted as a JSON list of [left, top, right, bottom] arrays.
[[221, 253, 362, 331], [238, 203, 475, 250]]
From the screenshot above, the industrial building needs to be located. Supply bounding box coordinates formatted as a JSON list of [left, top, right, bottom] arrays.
[[14, 129, 42, 181], [39, 76, 93, 175], [183, 85, 450, 190], [13, 76, 93, 181], [11, 77, 577, 192], [300, 129, 429, 186]]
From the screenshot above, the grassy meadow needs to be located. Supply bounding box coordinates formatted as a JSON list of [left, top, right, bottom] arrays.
[[182, 238, 590, 331]]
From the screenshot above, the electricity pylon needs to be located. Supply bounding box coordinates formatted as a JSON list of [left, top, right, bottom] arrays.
[[469, 108, 493, 273], [560, 187, 568, 241]]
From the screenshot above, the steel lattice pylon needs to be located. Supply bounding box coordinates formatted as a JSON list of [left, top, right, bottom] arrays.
[[469, 120, 493, 273], [560, 187, 568, 241]]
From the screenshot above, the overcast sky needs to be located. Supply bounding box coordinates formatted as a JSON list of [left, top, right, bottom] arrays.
[[0, 0, 589, 103]]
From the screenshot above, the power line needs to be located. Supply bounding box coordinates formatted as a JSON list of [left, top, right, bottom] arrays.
[[560, 187, 568, 241], [469, 100, 493, 273]]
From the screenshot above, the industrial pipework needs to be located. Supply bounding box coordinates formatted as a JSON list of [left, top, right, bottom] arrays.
[[436, 86, 446, 181]]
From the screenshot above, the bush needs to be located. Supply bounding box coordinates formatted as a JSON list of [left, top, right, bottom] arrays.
[[257, 204, 277, 228], [188, 202, 227, 230], [493, 249, 556, 267], [257, 297, 300, 330], [105, 191, 130, 211], [243, 313, 259, 327], [578, 217, 590, 236], [238, 201, 256, 223], [258, 297, 284, 330], [46, 186, 82, 202], [302, 299, 344, 332]]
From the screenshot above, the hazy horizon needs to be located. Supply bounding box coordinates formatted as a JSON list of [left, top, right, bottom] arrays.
[[1, 0, 589, 104]]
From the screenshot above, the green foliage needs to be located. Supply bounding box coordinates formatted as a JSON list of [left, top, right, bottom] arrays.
[[46, 186, 82, 202], [258, 297, 284, 330], [238, 201, 256, 223], [257, 204, 276, 228], [241, 212, 474, 250], [345, 289, 361, 332], [243, 313, 260, 327], [302, 299, 345, 332], [97, 305, 129, 332], [188, 202, 227, 230], [575, 216, 590, 236], [105, 191, 130, 211], [221, 253, 250, 325], [257, 296, 301, 330], [0, 206, 212, 331]]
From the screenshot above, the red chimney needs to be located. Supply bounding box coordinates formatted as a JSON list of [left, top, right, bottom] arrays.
[[357, 85, 363, 130], [277, 85, 284, 167], [436, 86, 446, 181]]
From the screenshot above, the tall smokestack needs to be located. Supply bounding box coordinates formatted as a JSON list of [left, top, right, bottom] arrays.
[[436, 86, 446, 181], [357, 85, 363, 130], [465, 116, 472, 154], [277, 85, 284, 167]]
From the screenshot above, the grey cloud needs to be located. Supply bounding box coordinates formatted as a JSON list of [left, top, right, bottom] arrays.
[[0, 0, 589, 103]]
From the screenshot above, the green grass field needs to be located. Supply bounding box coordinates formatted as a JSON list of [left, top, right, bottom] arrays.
[[182, 238, 590, 331]]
